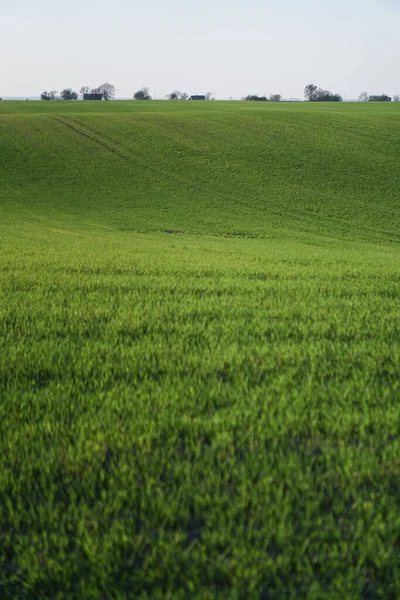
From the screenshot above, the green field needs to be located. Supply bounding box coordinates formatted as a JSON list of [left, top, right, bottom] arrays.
[[1, 100, 400, 599]]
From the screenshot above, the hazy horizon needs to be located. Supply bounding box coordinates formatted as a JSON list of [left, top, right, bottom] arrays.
[[1, 0, 400, 100]]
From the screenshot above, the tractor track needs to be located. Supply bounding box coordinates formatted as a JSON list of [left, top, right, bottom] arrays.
[[50, 116, 400, 245], [51, 116, 209, 196]]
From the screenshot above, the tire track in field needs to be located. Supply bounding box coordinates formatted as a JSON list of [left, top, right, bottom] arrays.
[[40, 116, 400, 245], [66, 117, 400, 243], [67, 115, 212, 194], [1, 115, 93, 155], [51, 116, 209, 195], [50, 116, 116, 153]]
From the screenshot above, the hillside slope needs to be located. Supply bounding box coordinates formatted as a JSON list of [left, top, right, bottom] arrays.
[[1, 102, 400, 598], [1, 101, 400, 241]]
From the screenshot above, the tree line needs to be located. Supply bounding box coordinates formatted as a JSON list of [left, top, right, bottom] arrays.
[[41, 83, 116, 101], [40, 85, 214, 101], [242, 86, 343, 102], [132, 88, 215, 100], [40, 83, 400, 102], [242, 86, 398, 102], [242, 94, 282, 102]]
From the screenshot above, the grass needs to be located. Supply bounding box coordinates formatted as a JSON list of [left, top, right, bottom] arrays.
[[1, 100, 400, 598]]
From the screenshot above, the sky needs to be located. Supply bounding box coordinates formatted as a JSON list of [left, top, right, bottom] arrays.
[[1, 0, 400, 99]]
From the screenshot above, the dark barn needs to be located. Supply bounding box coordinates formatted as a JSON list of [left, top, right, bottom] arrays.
[[189, 95, 206, 100], [368, 95, 391, 102], [83, 93, 103, 101]]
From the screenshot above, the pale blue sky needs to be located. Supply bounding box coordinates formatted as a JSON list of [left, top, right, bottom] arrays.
[[1, 0, 399, 99]]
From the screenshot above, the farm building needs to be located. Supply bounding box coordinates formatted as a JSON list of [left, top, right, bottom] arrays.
[[368, 95, 391, 102], [83, 93, 103, 101], [189, 95, 206, 100]]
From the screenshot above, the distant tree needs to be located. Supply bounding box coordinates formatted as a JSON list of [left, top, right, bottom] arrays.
[[358, 91, 368, 102], [244, 94, 268, 101], [60, 88, 78, 100], [79, 86, 90, 99], [393, 94, 400, 102], [269, 94, 281, 102], [133, 87, 152, 100], [41, 90, 58, 100], [166, 90, 186, 100], [304, 84, 317, 101], [316, 89, 343, 102], [305, 84, 342, 102], [165, 91, 190, 100], [92, 83, 116, 100], [205, 92, 213, 100], [101, 82, 116, 100]]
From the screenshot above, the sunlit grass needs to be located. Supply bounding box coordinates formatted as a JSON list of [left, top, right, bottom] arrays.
[[1, 101, 400, 598]]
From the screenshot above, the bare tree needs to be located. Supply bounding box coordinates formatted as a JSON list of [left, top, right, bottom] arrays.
[[134, 87, 152, 100], [92, 83, 116, 100], [358, 91, 368, 102], [101, 82, 116, 100], [205, 92, 213, 100], [269, 94, 281, 102], [393, 94, 400, 102], [79, 86, 90, 99]]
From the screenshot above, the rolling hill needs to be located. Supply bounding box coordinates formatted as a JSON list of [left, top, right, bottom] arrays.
[[1, 101, 400, 599], [1, 100, 400, 240]]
